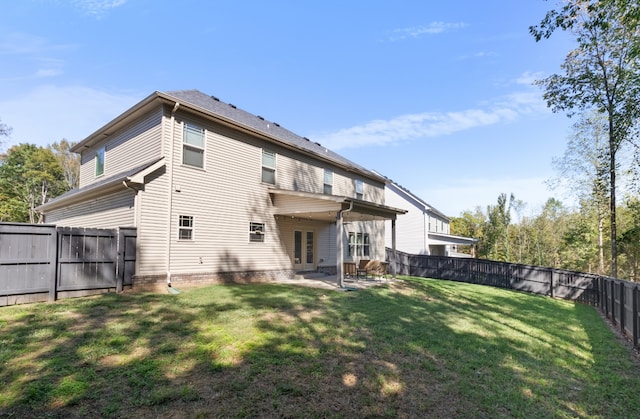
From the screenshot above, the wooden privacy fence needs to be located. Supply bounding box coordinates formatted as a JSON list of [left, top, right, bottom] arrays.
[[387, 249, 640, 349], [0, 223, 136, 306]]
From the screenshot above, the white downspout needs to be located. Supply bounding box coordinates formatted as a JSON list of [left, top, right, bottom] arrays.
[[336, 200, 354, 288], [166, 102, 180, 285]]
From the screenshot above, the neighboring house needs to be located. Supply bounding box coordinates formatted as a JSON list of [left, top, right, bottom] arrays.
[[379, 175, 477, 257], [38, 90, 406, 288]]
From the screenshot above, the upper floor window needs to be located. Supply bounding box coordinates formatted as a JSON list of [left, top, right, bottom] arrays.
[[183, 123, 205, 168], [355, 179, 363, 200], [262, 149, 276, 184], [323, 169, 333, 195], [95, 146, 105, 177]]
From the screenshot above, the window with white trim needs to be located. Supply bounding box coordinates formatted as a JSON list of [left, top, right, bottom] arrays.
[[323, 169, 333, 195], [95, 146, 105, 176], [347, 232, 370, 257], [355, 179, 363, 200], [262, 149, 276, 184], [183, 123, 205, 168], [250, 222, 265, 242], [178, 215, 194, 240]]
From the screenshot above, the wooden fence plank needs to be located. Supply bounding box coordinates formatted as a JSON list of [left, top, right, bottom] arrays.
[[1, 223, 136, 306]]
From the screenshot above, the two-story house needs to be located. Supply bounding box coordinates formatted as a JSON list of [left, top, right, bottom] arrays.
[[38, 90, 406, 289], [380, 176, 477, 257]]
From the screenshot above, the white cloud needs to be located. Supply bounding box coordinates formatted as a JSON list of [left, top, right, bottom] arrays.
[[0, 85, 141, 148], [389, 22, 467, 41], [457, 51, 498, 60], [515, 71, 545, 85], [0, 33, 75, 55], [72, 0, 127, 17], [314, 86, 547, 151], [0, 33, 76, 82]]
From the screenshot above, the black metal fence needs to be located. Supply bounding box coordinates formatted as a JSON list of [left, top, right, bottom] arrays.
[[1, 223, 136, 306], [387, 249, 640, 349]]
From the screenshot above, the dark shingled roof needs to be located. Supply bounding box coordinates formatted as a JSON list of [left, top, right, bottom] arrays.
[[36, 157, 164, 211], [163, 90, 376, 178]]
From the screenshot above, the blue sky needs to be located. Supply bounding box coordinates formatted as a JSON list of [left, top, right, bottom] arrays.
[[0, 0, 577, 217]]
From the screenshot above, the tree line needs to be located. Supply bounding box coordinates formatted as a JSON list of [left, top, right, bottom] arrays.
[[451, 193, 640, 281], [0, 123, 78, 223]]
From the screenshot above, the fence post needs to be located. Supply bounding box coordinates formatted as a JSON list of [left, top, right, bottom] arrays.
[[610, 280, 616, 322], [633, 284, 639, 347], [48, 227, 59, 302], [620, 281, 626, 333], [549, 269, 554, 298], [116, 228, 124, 293]]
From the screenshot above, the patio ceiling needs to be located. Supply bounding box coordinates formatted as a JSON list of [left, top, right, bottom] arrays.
[[269, 189, 407, 222]]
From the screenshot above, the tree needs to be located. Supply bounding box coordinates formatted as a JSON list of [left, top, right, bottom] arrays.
[[560, 203, 602, 272], [531, 198, 568, 268], [0, 117, 11, 151], [0, 144, 68, 223], [450, 208, 485, 257], [618, 196, 640, 280], [531, 0, 640, 277], [550, 111, 610, 273], [49, 139, 80, 189], [484, 193, 515, 261]]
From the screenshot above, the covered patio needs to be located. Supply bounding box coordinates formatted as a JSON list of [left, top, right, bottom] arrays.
[[269, 189, 407, 288]]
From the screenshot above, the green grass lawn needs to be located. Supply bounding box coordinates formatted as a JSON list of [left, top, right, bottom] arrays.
[[1, 276, 639, 418]]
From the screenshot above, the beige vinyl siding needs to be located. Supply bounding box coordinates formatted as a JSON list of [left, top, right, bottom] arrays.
[[275, 217, 335, 266], [316, 223, 336, 266], [384, 187, 428, 254], [228, 132, 387, 204], [160, 114, 291, 275], [272, 194, 340, 214], [330, 172, 385, 203], [44, 190, 135, 228], [135, 163, 170, 275], [79, 108, 163, 188], [276, 155, 386, 203], [345, 220, 386, 261], [159, 112, 388, 276]]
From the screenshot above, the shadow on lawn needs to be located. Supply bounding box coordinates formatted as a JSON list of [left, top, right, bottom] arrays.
[[1, 278, 637, 417]]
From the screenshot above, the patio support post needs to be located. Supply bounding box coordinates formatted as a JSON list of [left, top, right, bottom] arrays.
[[336, 211, 344, 288], [391, 218, 397, 279]]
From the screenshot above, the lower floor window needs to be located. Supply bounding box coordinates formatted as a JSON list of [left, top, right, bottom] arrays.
[[348, 232, 370, 257], [250, 222, 265, 242], [179, 215, 194, 240]]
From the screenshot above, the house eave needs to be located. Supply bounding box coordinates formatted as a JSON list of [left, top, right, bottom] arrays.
[[428, 232, 478, 246], [37, 179, 133, 212], [37, 157, 165, 212]]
